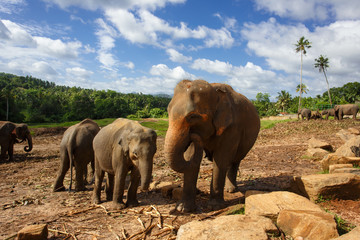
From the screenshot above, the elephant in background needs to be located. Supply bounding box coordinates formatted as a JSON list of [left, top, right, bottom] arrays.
[[53, 119, 100, 192], [165, 79, 260, 212], [310, 110, 322, 120], [334, 104, 359, 120], [321, 109, 335, 120], [92, 118, 157, 210], [297, 108, 311, 120], [0, 121, 32, 161]]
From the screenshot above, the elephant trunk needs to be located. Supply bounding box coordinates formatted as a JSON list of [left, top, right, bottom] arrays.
[[24, 132, 32, 152], [165, 117, 203, 173], [139, 157, 153, 191]]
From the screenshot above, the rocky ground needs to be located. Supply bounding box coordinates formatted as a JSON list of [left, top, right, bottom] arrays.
[[1, 118, 360, 239]]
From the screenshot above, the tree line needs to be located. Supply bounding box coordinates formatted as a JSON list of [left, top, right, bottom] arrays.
[[1, 73, 359, 122], [0, 73, 170, 123]]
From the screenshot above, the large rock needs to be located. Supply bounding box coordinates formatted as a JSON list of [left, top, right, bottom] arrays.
[[321, 154, 360, 171], [306, 148, 330, 158], [176, 214, 278, 240], [293, 173, 360, 201], [329, 164, 353, 173], [332, 168, 360, 175], [332, 226, 360, 240], [17, 224, 48, 240], [336, 128, 360, 142], [335, 136, 360, 157], [277, 210, 338, 240], [245, 191, 322, 220], [308, 137, 333, 151]]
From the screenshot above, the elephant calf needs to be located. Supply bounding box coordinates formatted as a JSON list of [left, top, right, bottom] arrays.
[[92, 118, 157, 210], [321, 109, 335, 120], [297, 108, 311, 120], [53, 119, 100, 192], [0, 121, 32, 161]]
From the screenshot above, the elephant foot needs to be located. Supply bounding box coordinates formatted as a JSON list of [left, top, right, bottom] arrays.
[[176, 201, 197, 213], [53, 185, 66, 192], [126, 199, 139, 208], [226, 185, 238, 193], [207, 199, 225, 211], [112, 202, 126, 210], [92, 196, 101, 204]]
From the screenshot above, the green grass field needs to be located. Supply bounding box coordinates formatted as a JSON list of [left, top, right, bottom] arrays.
[[29, 117, 292, 137]]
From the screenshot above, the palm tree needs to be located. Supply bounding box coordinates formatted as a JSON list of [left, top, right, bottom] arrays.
[[276, 90, 291, 113], [296, 84, 309, 95], [295, 36, 311, 110], [314, 55, 332, 105]]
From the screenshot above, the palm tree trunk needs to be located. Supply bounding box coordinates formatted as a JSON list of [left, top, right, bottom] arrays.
[[323, 71, 332, 106], [298, 51, 303, 110]]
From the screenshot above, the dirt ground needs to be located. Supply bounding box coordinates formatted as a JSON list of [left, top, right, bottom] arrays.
[[1, 118, 360, 239]]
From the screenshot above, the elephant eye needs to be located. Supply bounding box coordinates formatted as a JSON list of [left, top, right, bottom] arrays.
[[132, 152, 138, 159]]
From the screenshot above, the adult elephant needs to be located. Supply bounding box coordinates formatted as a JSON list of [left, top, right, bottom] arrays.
[[0, 121, 32, 161], [92, 118, 157, 210], [165, 79, 260, 212], [297, 108, 311, 120], [334, 104, 359, 120], [321, 109, 335, 120], [53, 119, 100, 192]]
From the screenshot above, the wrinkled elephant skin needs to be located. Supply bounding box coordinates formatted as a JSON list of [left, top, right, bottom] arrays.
[[0, 121, 32, 161], [53, 119, 100, 192], [164, 80, 260, 212], [334, 104, 359, 120], [92, 118, 157, 210], [297, 108, 311, 121]]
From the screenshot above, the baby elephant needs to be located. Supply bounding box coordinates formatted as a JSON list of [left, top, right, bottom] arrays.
[[53, 119, 100, 192], [92, 118, 157, 210]]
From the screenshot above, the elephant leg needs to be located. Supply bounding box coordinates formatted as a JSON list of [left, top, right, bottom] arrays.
[[177, 143, 203, 213], [209, 161, 227, 210], [126, 168, 140, 207], [106, 173, 114, 201], [74, 160, 86, 191], [112, 168, 127, 210], [0, 144, 8, 161], [53, 154, 69, 192], [225, 161, 240, 193], [92, 159, 104, 204], [8, 142, 14, 161]]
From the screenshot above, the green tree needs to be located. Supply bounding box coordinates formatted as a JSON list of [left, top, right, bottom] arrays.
[[314, 55, 332, 105], [296, 84, 309, 95], [276, 90, 291, 113], [295, 36, 311, 110]]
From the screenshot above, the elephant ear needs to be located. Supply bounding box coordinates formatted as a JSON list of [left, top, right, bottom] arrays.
[[118, 129, 132, 156], [0, 122, 16, 136], [212, 84, 233, 136]]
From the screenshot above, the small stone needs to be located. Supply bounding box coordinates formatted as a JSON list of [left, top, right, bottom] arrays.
[[17, 224, 48, 240]]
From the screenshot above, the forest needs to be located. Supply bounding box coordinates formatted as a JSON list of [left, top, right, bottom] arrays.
[[0, 72, 360, 122]]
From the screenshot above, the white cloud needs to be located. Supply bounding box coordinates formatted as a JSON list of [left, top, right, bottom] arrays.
[[0, 0, 26, 14], [241, 17, 360, 97], [254, 0, 360, 21], [166, 49, 192, 63]]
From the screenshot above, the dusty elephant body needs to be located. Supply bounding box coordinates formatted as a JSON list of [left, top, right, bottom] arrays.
[[92, 118, 157, 210], [53, 119, 100, 192], [310, 110, 322, 120], [334, 104, 359, 120], [321, 109, 335, 120], [165, 80, 260, 212], [297, 108, 311, 120], [0, 121, 32, 161]]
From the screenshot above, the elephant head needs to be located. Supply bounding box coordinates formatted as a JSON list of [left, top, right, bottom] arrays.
[[13, 123, 33, 152], [121, 128, 157, 190], [164, 80, 232, 173]]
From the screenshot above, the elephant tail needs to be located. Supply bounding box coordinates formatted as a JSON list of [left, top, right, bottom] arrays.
[[67, 128, 78, 192]]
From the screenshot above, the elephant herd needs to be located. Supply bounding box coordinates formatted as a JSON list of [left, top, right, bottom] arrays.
[[1, 80, 359, 213], [297, 104, 359, 121]]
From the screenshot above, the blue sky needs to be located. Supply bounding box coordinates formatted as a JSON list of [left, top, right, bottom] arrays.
[[1, 0, 360, 100]]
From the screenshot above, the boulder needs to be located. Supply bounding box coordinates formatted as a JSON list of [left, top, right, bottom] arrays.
[[177, 214, 278, 240], [336, 129, 358, 142], [245, 191, 322, 221], [293, 173, 360, 201], [335, 136, 360, 157], [308, 137, 333, 151], [321, 154, 360, 171], [17, 224, 48, 240], [332, 226, 360, 240], [329, 164, 353, 173], [306, 148, 330, 158], [277, 210, 338, 240], [332, 168, 360, 175]]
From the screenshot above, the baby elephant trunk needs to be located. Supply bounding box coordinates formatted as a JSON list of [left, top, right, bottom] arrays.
[[139, 158, 153, 191]]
